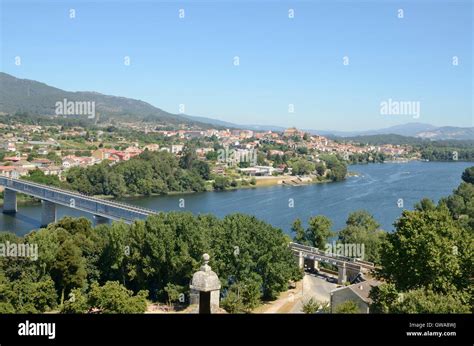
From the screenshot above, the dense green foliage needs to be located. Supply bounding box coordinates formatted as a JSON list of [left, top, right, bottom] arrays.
[[338, 211, 386, 264], [420, 146, 474, 161], [337, 134, 474, 161], [371, 166, 474, 313], [370, 284, 470, 314], [289, 159, 315, 176], [378, 205, 472, 294], [319, 155, 347, 181], [62, 281, 148, 313], [291, 215, 333, 248], [461, 166, 474, 184], [348, 152, 386, 164], [0, 213, 301, 313], [334, 300, 359, 313], [302, 297, 320, 314], [292, 211, 385, 264], [23, 169, 64, 187], [66, 151, 208, 197]]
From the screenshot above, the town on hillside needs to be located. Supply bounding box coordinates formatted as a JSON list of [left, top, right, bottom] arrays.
[[0, 119, 415, 184]]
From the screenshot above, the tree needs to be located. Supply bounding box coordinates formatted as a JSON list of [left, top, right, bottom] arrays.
[[164, 283, 185, 307], [23, 168, 62, 187], [369, 284, 470, 314], [61, 288, 89, 313], [378, 206, 473, 294], [236, 275, 262, 311], [368, 283, 400, 314], [62, 282, 148, 313], [291, 218, 306, 244], [179, 145, 198, 170], [46, 151, 62, 165], [389, 289, 470, 314], [213, 176, 230, 190], [26, 227, 61, 276], [3, 211, 301, 312], [302, 298, 320, 314], [345, 210, 380, 231], [51, 238, 87, 305], [193, 160, 210, 180], [66, 151, 207, 197], [290, 159, 315, 176], [314, 162, 326, 176], [98, 222, 130, 285], [444, 178, 474, 230], [461, 166, 474, 184], [1, 277, 58, 313], [256, 152, 266, 166], [334, 300, 359, 313], [338, 211, 386, 264], [306, 216, 333, 249], [414, 198, 436, 212], [221, 276, 262, 313], [320, 155, 347, 182], [221, 290, 245, 313], [88, 281, 148, 313]]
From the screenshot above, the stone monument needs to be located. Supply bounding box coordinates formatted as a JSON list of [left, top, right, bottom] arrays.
[[190, 253, 221, 313]]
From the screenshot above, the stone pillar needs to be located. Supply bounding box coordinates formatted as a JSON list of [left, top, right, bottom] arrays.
[[346, 266, 361, 283], [94, 215, 110, 226], [3, 188, 17, 214], [41, 200, 56, 227], [190, 254, 221, 313], [298, 251, 304, 269], [313, 259, 320, 271], [338, 263, 347, 284]]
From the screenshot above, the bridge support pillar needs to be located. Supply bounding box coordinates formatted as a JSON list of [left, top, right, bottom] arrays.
[[41, 200, 56, 227], [313, 259, 320, 271], [338, 263, 347, 284], [298, 251, 304, 269], [3, 188, 17, 214], [346, 267, 361, 283], [94, 215, 110, 226]]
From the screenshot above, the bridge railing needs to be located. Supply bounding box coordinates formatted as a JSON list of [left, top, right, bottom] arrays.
[[289, 242, 375, 269], [0, 177, 157, 215], [0, 177, 158, 221]]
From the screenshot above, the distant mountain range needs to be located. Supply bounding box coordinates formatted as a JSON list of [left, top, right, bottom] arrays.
[[309, 123, 474, 141], [1, 72, 472, 140], [184, 119, 474, 141], [0, 72, 214, 128]]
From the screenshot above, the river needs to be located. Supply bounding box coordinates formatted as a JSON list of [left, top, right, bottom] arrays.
[[1, 161, 471, 237]]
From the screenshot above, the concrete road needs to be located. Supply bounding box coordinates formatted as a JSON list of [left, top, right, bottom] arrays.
[[290, 272, 338, 313]]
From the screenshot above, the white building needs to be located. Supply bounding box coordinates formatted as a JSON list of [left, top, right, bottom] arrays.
[[171, 144, 184, 154]]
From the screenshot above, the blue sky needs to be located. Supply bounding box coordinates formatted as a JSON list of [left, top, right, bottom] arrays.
[[1, 0, 472, 131]]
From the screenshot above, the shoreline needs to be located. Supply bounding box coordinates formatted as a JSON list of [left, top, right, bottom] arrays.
[[2, 160, 468, 208]]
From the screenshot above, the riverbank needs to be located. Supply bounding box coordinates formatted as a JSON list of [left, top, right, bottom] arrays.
[[0, 173, 343, 208], [248, 175, 332, 187], [2, 161, 471, 236]]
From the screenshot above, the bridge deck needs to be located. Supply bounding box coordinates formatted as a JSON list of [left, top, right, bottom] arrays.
[[289, 242, 375, 271], [0, 177, 157, 223]]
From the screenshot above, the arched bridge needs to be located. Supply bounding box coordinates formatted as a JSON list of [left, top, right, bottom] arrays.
[[0, 177, 156, 226]]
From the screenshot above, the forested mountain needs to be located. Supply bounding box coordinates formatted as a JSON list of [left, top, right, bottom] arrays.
[[0, 73, 213, 127]]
